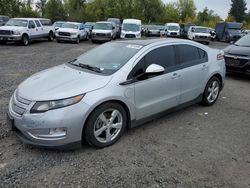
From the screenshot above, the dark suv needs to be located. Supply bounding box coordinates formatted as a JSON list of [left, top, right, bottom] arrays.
[[0, 15, 10, 26]]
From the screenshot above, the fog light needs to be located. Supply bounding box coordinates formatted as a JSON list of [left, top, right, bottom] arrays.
[[49, 128, 67, 137]]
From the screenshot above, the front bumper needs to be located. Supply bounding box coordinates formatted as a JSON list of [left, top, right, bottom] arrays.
[[92, 35, 112, 41], [0, 35, 22, 42], [56, 35, 78, 42], [194, 36, 211, 42], [7, 92, 91, 149]]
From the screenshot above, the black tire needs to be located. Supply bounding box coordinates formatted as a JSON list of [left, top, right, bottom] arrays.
[[206, 41, 210, 45], [84, 102, 127, 148], [202, 77, 221, 106], [56, 39, 61, 43], [21, 34, 29, 46], [76, 36, 80, 44], [92, 39, 96, 43], [48, 31, 54, 41], [85, 33, 89, 41]]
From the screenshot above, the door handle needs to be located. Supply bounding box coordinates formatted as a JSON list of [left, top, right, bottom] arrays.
[[171, 73, 180, 79]]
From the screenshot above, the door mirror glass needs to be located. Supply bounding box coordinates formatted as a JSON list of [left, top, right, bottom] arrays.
[[145, 64, 165, 74]]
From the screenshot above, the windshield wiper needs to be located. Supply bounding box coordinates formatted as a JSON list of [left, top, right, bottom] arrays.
[[78, 63, 103, 73]]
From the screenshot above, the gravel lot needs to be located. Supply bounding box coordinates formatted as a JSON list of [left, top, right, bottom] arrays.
[[0, 39, 250, 188]]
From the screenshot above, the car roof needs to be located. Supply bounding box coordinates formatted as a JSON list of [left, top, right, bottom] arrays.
[[96, 21, 113, 24], [66, 21, 81, 25], [12, 18, 51, 21], [117, 38, 194, 46]]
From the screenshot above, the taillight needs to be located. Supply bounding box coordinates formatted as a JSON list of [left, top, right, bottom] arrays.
[[217, 51, 224, 61]]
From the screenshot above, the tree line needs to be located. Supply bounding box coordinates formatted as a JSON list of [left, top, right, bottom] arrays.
[[0, 0, 249, 28]]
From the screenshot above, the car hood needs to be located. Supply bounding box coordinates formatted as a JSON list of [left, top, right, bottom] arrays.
[[0, 25, 25, 31], [17, 64, 112, 101], [57, 28, 78, 33], [224, 45, 250, 56], [92, 29, 111, 33]]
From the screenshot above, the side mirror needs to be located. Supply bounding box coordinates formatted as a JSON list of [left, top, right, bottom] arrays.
[[191, 28, 195, 32], [145, 64, 165, 74]]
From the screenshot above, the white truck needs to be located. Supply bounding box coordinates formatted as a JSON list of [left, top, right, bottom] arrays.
[[55, 22, 88, 44], [121, 19, 142, 39], [91, 21, 116, 43], [188, 26, 211, 45], [165, 23, 180, 37], [0, 18, 55, 45]]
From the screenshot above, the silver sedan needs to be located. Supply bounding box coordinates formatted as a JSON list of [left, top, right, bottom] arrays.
[[7, 39, 226, 149]]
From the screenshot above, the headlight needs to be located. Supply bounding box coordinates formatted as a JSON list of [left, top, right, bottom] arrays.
[[30, 95, 84, 113], [12, 30, 21, 35]]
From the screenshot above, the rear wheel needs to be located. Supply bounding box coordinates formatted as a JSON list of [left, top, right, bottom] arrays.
[[84, 102, 127, 148], [21, 34, 29, 46], [202, 77, 221, 106]]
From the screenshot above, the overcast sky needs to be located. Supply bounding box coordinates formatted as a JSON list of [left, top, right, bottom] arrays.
[[163, 0, 250, 19]]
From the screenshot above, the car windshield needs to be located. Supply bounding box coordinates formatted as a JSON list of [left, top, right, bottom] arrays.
[[167, 26, 179, 31], [122, 23, 140, 32], [54, 22, 64, 28], [94, 23, 112, 30], [6, 19, 28, 27], [195, 27, 210, 33], [71, 42, 143, 75], [235, 35, 250, 47], [228, 29, 241, 34], [62, 23, 78, 29]]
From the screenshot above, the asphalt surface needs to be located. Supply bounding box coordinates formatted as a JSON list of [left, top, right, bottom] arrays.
[[0, 39, 250, 188]]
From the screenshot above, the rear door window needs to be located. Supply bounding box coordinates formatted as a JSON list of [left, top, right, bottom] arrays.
[[175, 44, 208, 68], [34, 20, 41, 27]]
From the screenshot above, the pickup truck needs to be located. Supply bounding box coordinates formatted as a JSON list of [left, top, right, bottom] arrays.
[[0, 18, 55, 45], [55, 22, 88, 44]]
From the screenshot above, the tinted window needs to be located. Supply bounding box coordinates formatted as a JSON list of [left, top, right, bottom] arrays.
[[176, 44, 208, 66], [128, 45, 176, 79], [34, 20, 41, 27], [40, 19, 52, 26], [145, 46, 175, 69], [28, 20, 36, 28]]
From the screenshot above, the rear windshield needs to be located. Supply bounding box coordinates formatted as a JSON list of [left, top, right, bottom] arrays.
[[72, 42, 143, 75], [6, 19, 28, 27]]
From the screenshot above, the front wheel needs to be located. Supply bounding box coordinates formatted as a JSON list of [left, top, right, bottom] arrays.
[[76, 36, 80, 44], [202, 77, 221, 106], [21, 34, 29, 46], [84, 102, 127, 148], [48, 32, 54, 41]]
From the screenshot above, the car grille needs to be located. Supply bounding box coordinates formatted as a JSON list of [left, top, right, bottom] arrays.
[[58, 32, 71, 36], [125, 34, 136, 38], [11, 91, 31, 116], [170, 32, 177, 35], [225, 56, 249, 67], [0, 30, 12, 35], [96, 33, 106, 37], [195, 35, 208, 39]]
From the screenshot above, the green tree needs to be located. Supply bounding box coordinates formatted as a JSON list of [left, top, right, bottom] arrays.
[[36, 0, 47, 17], [164, 2, 180, 23], [65, 0, 86, 21], [229, 0, 247, 22], [197, 7, 221, 27], [19, 0, 40, 17], [44, 0, 67, 22], [0, 0, 22, 17], [177, 0, 196, 22]]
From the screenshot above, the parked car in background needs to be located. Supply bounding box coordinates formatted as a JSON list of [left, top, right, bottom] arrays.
[[180, 23, 195, 39], [242, 29, 250, 35], [53, 21, 65, 31], [0, 15, 10, 26], [84, 22, 95, 38], [159, 25, 166, 36], [223, 34, 250, 75], [121, 19, 142, 39], [0, 18, 54, 45], [165, 23, 180, 37], [7, 38, 225, 149], [145, 25, 162, 37], [188, 26, 211, 45], [215, 22, 243, 42], [107, 18, 121, 38], [92, 21, 116, 43], [55, 22, 88, 44]]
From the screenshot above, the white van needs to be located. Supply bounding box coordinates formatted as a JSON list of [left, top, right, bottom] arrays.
[[165, 23, 180, 37], [121, 19, 141, 39]]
